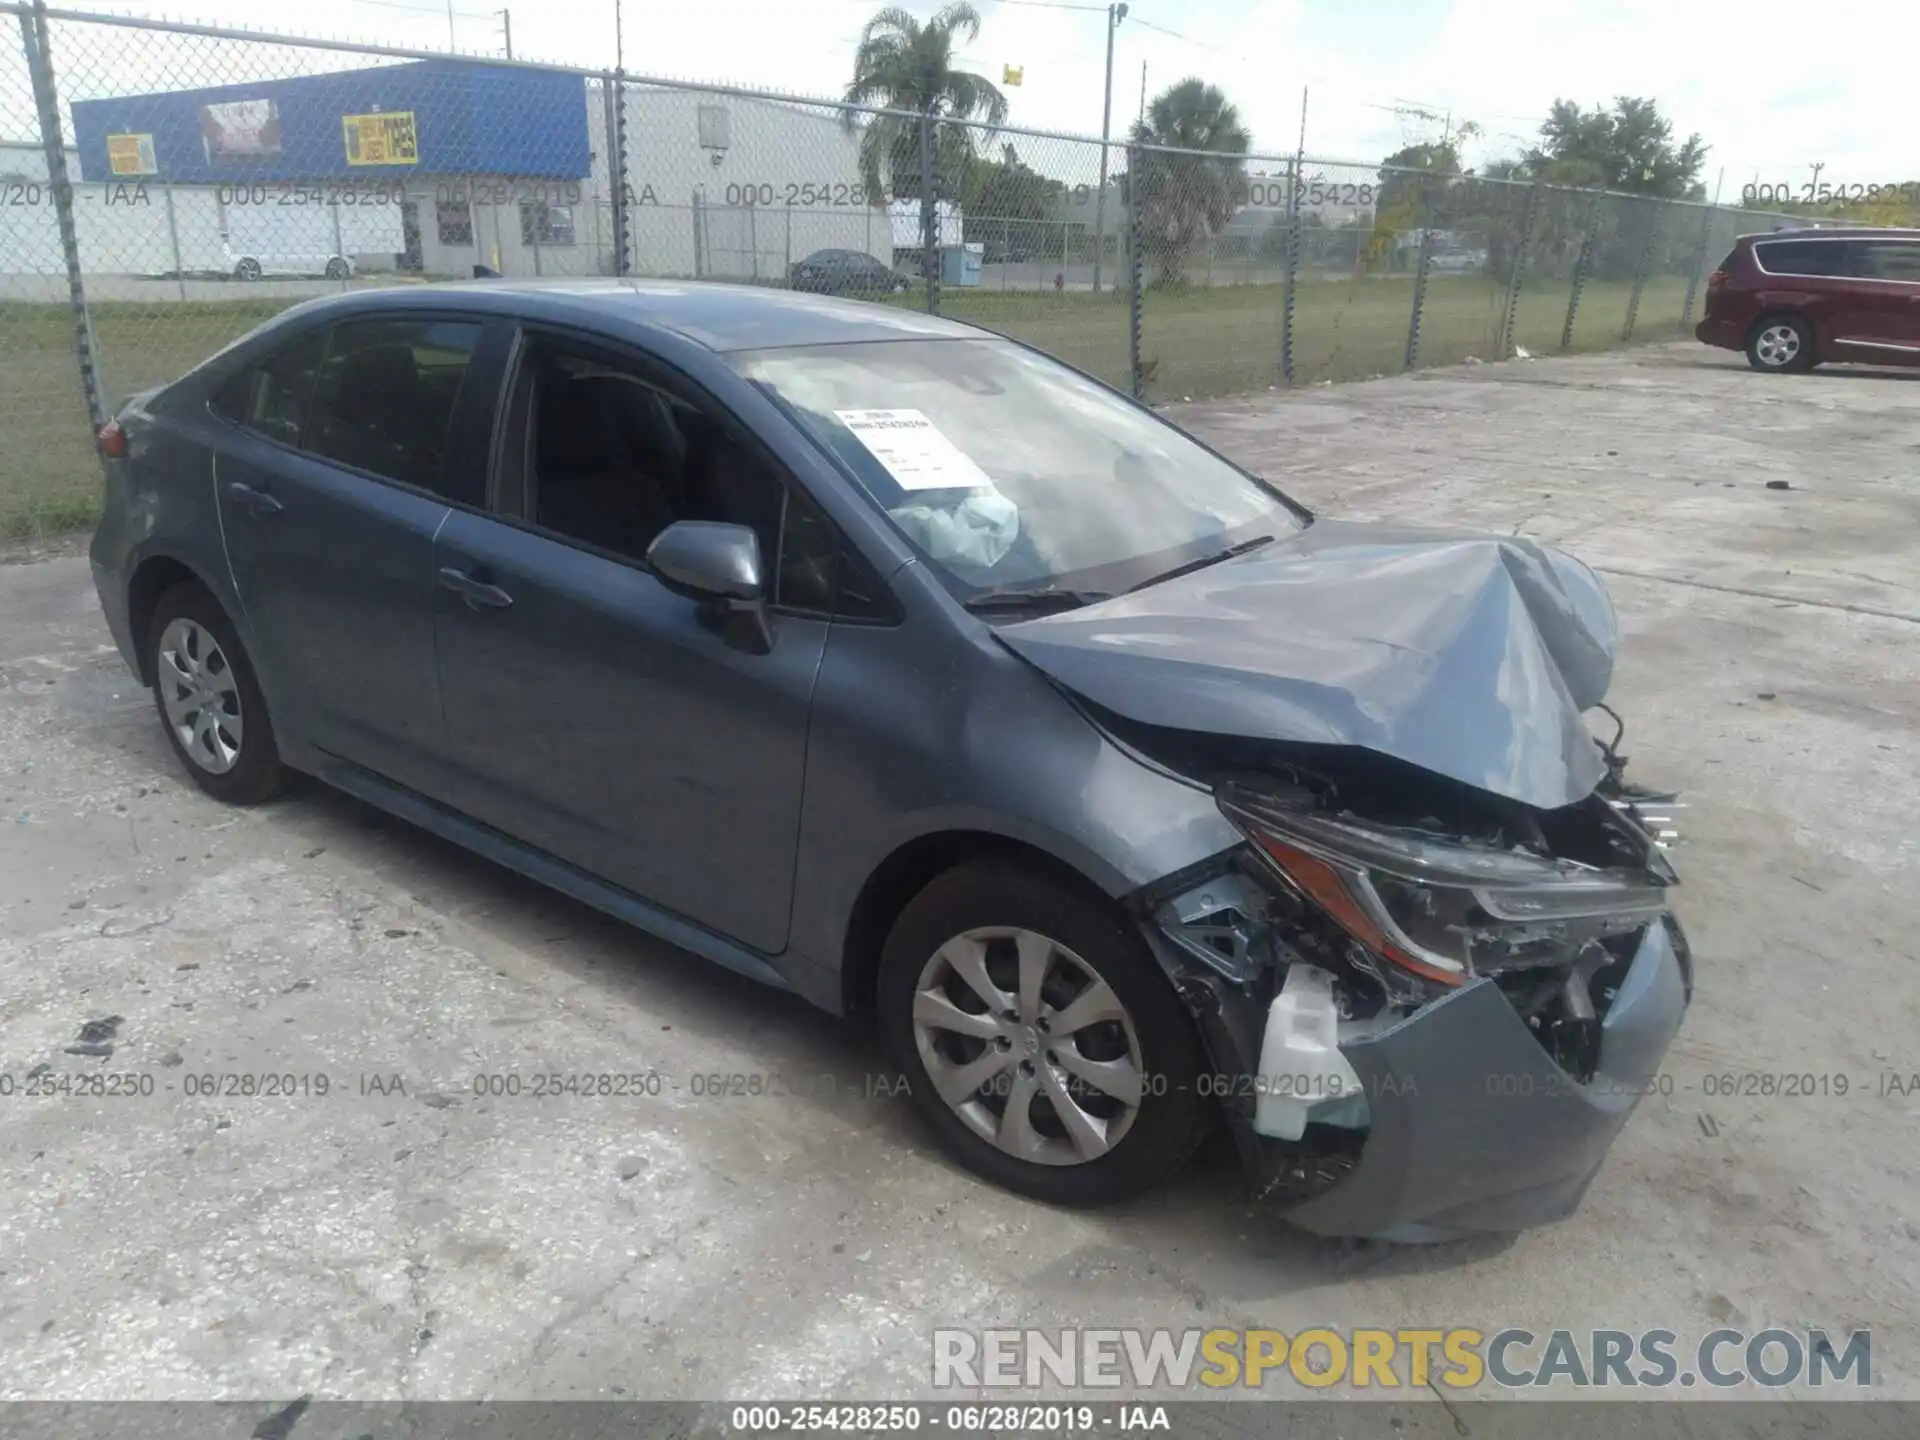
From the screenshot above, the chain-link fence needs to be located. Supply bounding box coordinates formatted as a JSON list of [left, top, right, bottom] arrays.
[[0, 1, 1847, 538]]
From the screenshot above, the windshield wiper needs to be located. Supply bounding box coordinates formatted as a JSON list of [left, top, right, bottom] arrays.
[[1126, 533, 1276, 594], [961, 587, 1114, 616]]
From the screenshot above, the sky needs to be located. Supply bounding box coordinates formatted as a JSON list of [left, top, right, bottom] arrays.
[[16, 0, 1913, 197]]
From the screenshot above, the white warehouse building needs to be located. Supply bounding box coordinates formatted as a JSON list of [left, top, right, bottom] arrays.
[[1, 64, 958, 292]]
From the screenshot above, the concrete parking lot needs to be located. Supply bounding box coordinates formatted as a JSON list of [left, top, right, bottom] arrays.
[[2, 342, 1917, 1405]]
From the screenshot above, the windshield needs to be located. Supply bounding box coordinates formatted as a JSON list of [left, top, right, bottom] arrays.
[[733, 338, 1306, 599]]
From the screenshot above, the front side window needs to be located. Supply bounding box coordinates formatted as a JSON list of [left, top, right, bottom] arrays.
[[1850, 241, 1920, 282], [517, 341, 871, 614], [212, 328, 327, 446], [734, 338, 1305, 599], [302, 317, 480, 493]]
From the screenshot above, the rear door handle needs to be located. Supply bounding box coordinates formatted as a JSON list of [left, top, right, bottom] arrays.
[[438, 566, 514, 610], [226, 481, 284, 517]]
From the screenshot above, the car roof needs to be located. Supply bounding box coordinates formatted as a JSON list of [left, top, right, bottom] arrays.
[[1738, 227, 1920, 241], [273, 277, 979, 353]]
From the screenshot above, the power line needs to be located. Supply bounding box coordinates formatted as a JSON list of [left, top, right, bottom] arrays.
[[1125, 14, 1239, 58], [976, 0, 1109, 11]]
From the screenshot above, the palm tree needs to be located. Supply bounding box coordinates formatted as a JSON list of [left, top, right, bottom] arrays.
[[842, 4, 1009, 207], [1126, 78, 1251, 283]]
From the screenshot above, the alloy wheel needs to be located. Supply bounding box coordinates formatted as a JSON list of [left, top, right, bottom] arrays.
[[1755, 323, 1801, 367], [156, 617, 245, 774], [911, 926, 1146, 1166]]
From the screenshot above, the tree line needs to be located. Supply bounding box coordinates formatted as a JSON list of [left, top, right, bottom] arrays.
[[839, 4, 1913, 283]]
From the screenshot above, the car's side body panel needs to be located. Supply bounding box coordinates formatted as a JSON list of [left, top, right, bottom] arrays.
[[1696, 228, 1920, 367]]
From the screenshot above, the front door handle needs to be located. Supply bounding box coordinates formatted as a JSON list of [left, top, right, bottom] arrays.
[[438, 566, 514, 610], [226, 481, 284, 517]]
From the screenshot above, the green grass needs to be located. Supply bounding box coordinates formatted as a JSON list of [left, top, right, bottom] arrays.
[[920, 274, 1695, 400], [2, 298, 296, 540], [0, 277, 1697, 539]]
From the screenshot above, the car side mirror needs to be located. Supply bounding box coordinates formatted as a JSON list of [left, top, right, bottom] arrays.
[[646, 520, 772, 654]]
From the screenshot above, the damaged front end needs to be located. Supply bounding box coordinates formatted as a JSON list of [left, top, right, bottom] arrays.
[[1131, 732, 1692, 1241]]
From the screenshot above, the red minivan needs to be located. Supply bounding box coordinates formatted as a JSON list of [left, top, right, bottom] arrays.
[[1695, 227, 1920, 372]]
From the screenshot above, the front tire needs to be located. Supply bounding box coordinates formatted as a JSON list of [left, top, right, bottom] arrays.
[[878, 860, 1208, 1206], [147, 582, 287, 805], [324, 256, 351, 280], [1746, 314, 1813, 372], [233, 257, 262, 282]]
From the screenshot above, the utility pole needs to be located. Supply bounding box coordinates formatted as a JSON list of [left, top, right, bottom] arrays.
[[499, 8, 512, 58], [445, 0, 457, 48], [1091, 1, 1127, 295], [1137, 60, 1146, 124]]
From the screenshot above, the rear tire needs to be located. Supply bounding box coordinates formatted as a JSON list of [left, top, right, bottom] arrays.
[[146, 582, 288, 805], [878, 860, 1208, 1206], [233, 257, 262, 282], [1746, 314, 1813, 372], [324, 256, 351, 280]]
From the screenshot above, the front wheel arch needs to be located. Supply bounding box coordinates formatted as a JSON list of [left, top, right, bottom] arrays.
[[839, 830, 1127, 1023]]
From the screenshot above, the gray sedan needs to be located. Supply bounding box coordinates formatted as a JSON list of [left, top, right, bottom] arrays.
[[89, 279, 1689, 1239]]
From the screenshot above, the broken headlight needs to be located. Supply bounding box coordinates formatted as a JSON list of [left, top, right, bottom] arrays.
[[1219, 786, 1671, 987]]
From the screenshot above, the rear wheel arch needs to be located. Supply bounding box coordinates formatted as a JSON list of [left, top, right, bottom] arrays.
[[839, 830, 1127, 1021], [127, 555, 212, 685]]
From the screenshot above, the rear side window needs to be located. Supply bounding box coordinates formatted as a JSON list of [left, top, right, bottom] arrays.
[[1849, 241, 1920, 282], [303, 318, 481, 493], [213, 329, 327, 446], [1752, 239, 1848, 277]]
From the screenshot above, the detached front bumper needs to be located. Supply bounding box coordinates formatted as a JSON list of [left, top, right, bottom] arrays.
[[1171, 918, 1690, 1241]]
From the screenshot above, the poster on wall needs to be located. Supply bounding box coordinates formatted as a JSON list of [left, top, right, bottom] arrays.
[[106, 133, 157, 176], [342, 111, 420, 166], [198, 99, 282, 162]]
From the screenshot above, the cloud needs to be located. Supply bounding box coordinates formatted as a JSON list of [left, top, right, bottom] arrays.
[[32, 0, 1915, 184]]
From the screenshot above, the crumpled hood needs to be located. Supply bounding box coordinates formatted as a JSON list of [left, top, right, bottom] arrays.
[[996, 519, 1619, 810]]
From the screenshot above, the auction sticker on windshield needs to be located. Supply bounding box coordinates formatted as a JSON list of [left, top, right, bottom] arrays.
[[835, 408, 993, 491]]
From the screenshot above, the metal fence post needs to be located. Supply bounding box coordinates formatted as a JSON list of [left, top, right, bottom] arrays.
[[1496, 181, 1542, 359], [20, 2, 107, 434], [604, 72, 630, 276], [1126, 143, 1143, 399], [1280, 153, 1300, 386], [1561, 189, 1603, 353], [163, 181, 186, 301], [1680, 202, 1717, 331], [1622, 202, 1661, 342], [331, 198, 349, 289], [1404, 189, 1436, 372], [918, 110, 939, 315]]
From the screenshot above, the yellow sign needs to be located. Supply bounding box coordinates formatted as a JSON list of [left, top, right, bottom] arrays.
[[106, 132, 157, 176], [342, 110, 419, 166], [1002, 64, 1024, 86]]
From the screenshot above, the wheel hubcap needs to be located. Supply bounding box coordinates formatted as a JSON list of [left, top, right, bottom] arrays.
[[1757, 324, 1800, 366], [911, 927, 1146, 1166], [157, 617, 244, 774]]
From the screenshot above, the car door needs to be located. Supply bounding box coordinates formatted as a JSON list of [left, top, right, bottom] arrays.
[[213, 312, 506, 796], [429, 330, 831, 956], [1839, 238, 1920, 360]]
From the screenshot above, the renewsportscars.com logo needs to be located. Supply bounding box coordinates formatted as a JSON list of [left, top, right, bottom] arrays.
[[931, 1327, 1873, 1391]]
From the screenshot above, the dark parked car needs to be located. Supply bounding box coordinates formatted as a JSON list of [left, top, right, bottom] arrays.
[[91, 280, 1689, 1240], [788, 248, 909, 296], [1696, 227, 1920, 371]]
